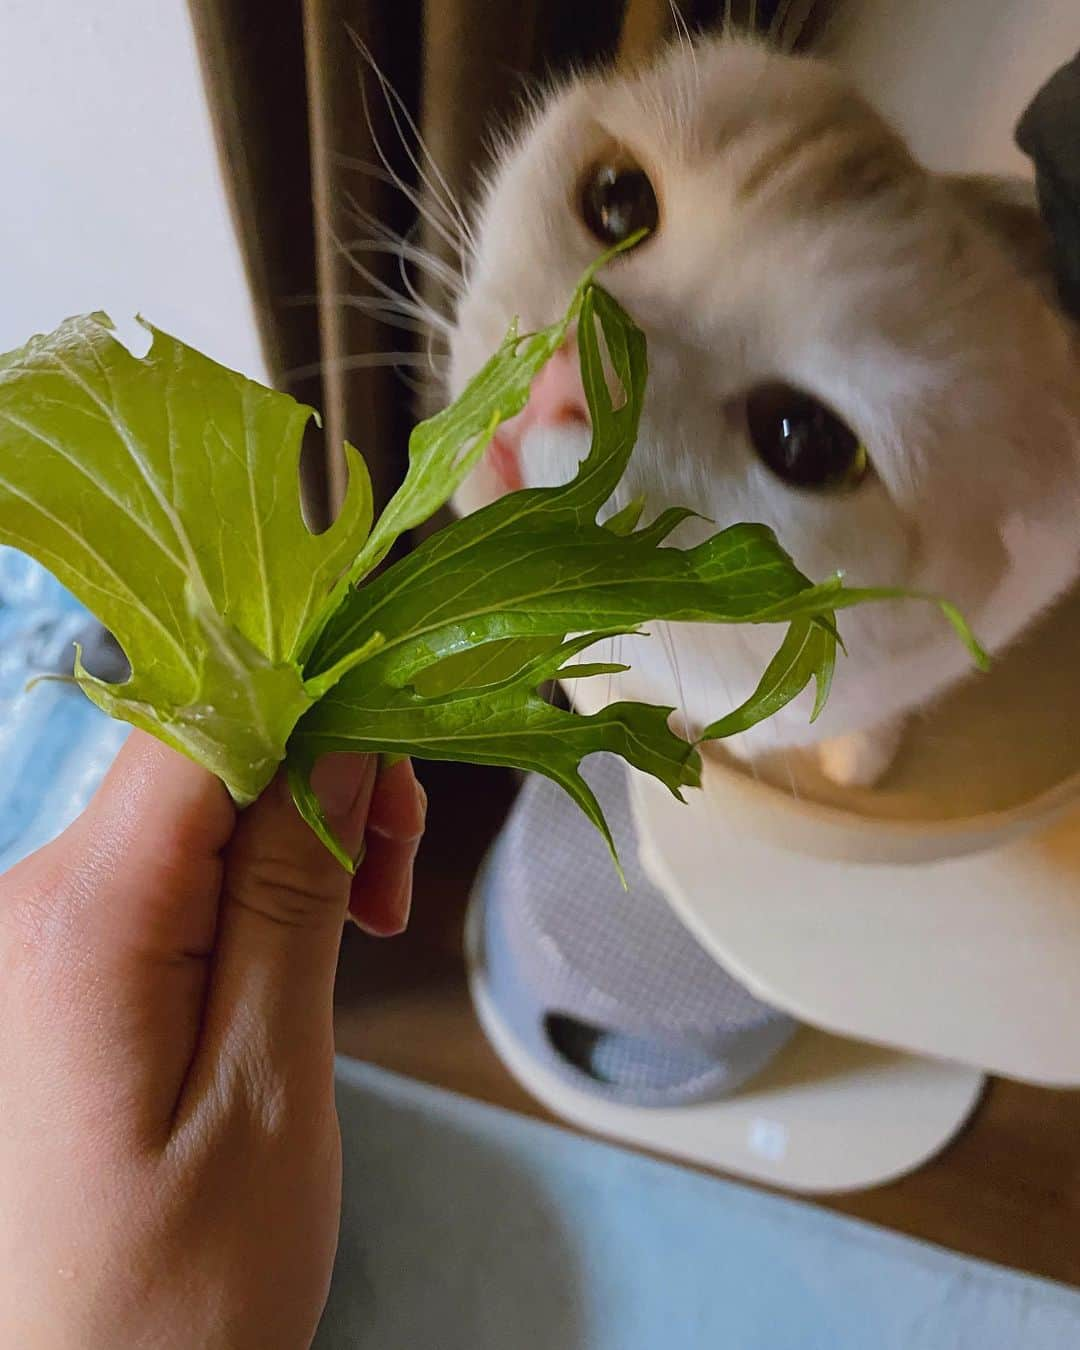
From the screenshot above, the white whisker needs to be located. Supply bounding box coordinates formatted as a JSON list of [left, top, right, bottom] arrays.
[[394, 220, 439, 330], [344, 34, 475, 271], [345, 296, 449, 339], [332, 228, 453, 339], [337, 150, 466, 260], [422, 298, 446, 379], [657, 621, 690, 739], [667, 3, 701, 127], [339, 191, 409, 246], [394, 367, 433, 398], [346, 303, 441, 339], [347, 28, 478, 261], [781, 749, 800, 802], [669, 2, 694, 55], [342, 258, 454, 334], [389, 222, 452, 380], [284, 351, 444, 382], [337, 232, 463, 296], [769, 0, 797, 46], [280, 291, 452, 341], [341, 192, 460, 321], [604, 633, 620, 710]]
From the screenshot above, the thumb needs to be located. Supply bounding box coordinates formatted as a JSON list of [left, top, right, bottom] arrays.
[[2, 732, 236, 1131], [202, 754, 376, 1079]]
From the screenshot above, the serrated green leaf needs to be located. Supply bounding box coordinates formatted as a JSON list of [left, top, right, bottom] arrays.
[[700, 617, 836, 742], [298, 242, 639, 658], [0, 242, 984, 876], [290, 630, 701, 876], [747, 580, 988, 668], [303, 289, 819, 690], [603, 496, 646, 536], [290, 280, 984, 867], [0, 315, 373, 802], [410, 636, 561, 697]]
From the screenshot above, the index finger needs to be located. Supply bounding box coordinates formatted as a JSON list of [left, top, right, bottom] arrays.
[[349, 758, 426, 936]]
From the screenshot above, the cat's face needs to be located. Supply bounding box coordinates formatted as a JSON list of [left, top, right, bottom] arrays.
[[448, 39, 1080, 755]]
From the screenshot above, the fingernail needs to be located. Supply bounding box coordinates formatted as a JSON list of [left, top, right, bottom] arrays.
[[311, 754, 377, 853]]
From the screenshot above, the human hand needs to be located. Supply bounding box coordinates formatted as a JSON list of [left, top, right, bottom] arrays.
[[0, 732, 425, 1349]]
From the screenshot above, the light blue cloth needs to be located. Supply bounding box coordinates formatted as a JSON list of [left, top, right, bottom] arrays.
[[0, 549, 128, 872], [320, 1058, 1080, 1350], [2, 548, 1078, 1349]]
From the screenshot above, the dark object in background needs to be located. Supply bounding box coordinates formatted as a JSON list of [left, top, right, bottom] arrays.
[[1016, 46, 1080, 321], [62, 622, 131, 684]]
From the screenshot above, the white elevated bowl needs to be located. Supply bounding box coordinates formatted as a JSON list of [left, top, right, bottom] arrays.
[[697, 582, 1080, 865], [622, 583, 1080, 1085]]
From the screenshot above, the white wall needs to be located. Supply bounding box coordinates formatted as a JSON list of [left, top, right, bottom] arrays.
[[828, 0, 1080, 177], [0, 0, 265, 378]]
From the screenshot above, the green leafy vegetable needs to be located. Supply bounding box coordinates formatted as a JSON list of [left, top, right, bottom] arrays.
[[285, 286, 840, 863], [0, 315, 373, 801], [291, 630, 701, 876], [0, 260, 591, 805], [296, 249, 612, 658], [700, 617, 836, 742], [286, 285, 983, 867], [0, 266, 986, 873]]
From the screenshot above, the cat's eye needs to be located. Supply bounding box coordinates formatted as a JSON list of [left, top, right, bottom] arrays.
[[745, 383, 869, 492], [579, 161, 659, 248]]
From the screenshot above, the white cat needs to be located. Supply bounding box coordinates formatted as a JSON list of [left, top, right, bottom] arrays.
[[447, 37, 1080, 786]]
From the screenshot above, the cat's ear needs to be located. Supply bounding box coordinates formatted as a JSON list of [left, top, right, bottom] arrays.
[[937, 174, 1054, 290], [1015, 48, 1080, 321]]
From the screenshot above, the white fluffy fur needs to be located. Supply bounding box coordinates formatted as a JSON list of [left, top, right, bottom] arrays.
[[448, 38, 1080, 784]]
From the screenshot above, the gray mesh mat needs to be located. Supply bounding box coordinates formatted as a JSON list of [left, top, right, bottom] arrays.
[[473, 755, 797, 1107]]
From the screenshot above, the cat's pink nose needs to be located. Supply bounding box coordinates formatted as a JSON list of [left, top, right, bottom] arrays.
[[527, 344, 589, 429], [486, 343, 589, 495]]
